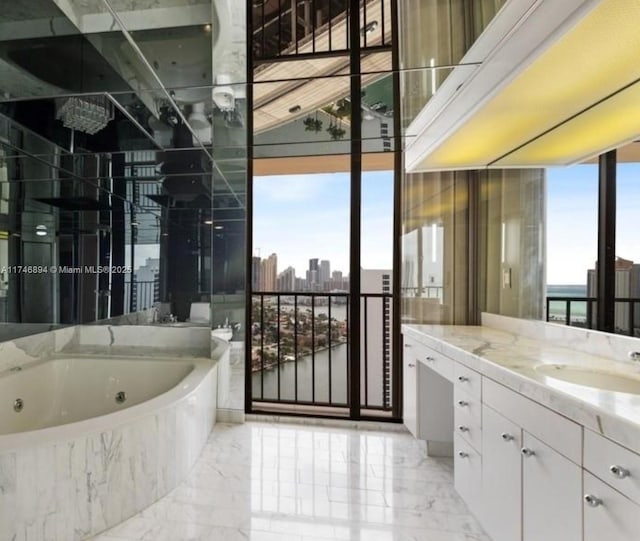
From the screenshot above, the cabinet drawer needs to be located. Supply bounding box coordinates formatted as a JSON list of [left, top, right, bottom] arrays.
[[454, 387, 482, 452], [454, 363, 481, 400], [417, 344, 454, 382], [584, 429, 640, 506], [584, 472, 640, 541], [454, 433, 482, 514], [483, 378, 582, 464]]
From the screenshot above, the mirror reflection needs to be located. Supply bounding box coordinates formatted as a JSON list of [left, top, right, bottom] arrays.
[[0, 0, 247, 342]]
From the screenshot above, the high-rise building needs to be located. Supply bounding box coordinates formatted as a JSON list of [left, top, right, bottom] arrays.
[[277, 266, 296, 292], [252, 256, 262, 291], [260, 253, 277, 292], [319, 260, 331, 289], [587, 257, 640, 334], [306, 258, 319, 290], [361, 269, 393, 409]]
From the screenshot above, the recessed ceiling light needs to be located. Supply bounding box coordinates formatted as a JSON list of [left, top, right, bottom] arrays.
[[361, 21, 379, 35], [289, 105, 302, 114], [214, 225, 224, 230], [204, 220, 213, 225]]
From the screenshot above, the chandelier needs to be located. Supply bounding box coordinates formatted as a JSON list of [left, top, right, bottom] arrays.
[[56, 96, 115, 135]]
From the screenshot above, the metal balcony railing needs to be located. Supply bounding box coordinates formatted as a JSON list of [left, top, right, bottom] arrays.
[[251, 291, 393, 411], [546, 296, 640, 337], [252, 0, 392, 62]]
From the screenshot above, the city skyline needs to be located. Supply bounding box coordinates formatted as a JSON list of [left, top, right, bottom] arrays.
[[252, 251, 350, 292]]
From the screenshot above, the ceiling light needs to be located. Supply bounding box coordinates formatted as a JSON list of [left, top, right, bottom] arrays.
[[56, 96, 114, 135], [361, 21, 378, 36], [214, 225, 224, 230], [204, 220, 213, 225], [406, 0, 640, 170]]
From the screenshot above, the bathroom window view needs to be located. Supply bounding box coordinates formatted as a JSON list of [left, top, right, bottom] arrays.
[[546, 159, 640, 335], [250, 170, 394, 412]]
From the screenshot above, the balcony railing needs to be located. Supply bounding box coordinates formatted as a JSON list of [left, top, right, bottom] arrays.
[[253, 0, 391, 62], [546, 296, 640, 337], [251, 291, 393, 412]]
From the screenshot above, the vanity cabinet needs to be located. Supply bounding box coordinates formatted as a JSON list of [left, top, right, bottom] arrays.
[[582, 430, 640, 541], [583, 472, 640, 541], [402, 327, 640, 541], [403, 336, 454, 453], [481, 405, 522, 541], [402, 339, 419, 437], [521, 432, 582, 541]]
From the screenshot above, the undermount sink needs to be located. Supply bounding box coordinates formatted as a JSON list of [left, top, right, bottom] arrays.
[[535, 364, 640, 394]]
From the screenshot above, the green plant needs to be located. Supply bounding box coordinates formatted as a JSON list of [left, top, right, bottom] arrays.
[[303, 116, 323, 132]]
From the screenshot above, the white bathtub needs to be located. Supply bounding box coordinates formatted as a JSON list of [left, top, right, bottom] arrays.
[[0, 355, 218, 541]]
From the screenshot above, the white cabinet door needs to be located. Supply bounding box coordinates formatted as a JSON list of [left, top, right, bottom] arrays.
[[402, 340, 418, 437], [481, 405, 522, 541], [522, 432, 582, 541], [455, 433, 482, 514], [584, 471, 640, 541]]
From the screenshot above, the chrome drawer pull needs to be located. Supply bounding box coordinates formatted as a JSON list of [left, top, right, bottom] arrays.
[[425, 356, 435, 362], [501, 433, 514, 442], [521, 447, 535, 458], [584, 494, 603, 508], [609, 465, 630, 479], [458, 425, 469, 432], [408, 363, 416, 368], [457, 400, 468, 407], [458, 451, 469, 458], [457, 376, 469, 382]]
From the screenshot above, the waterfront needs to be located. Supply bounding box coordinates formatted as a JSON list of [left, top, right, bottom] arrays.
[[253, 342, 348, 404]]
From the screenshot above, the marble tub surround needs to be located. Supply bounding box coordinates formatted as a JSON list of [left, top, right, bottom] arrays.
[[214, 333, 245, 423], [60, 325, 211, 358], [0, 355, 218, 541], [0, 325, 76, 374], [91, 308, 156, 326], [404, 315, 640, 453], [91, 421, 489, 541]]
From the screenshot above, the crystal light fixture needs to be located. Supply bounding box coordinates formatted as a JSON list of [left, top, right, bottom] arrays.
[[56, 96, 115, 135]]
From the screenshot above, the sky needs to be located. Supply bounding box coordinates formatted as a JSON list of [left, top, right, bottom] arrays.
[[546, 163, 640, 284], [253, 171, 394, 276], [255, 164, 640, 286]]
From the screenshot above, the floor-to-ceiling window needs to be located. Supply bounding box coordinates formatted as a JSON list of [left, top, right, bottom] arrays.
[[247, 0, 401, 419]]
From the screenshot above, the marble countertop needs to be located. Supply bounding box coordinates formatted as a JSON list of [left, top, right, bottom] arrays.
[[403, 321, 640, 453]]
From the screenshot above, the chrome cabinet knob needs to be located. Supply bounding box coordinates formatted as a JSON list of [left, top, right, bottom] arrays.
[[458, 425, 469, 432], [458, 451, 469, 458], [457, 376, 469, 382], [521, 447, 535, 458], [408, 363, 416, 368], [457, 400, 468, 407], [584, 494, 603, 508], [501, 433, 514, 442], [609, 465, 630, 479]]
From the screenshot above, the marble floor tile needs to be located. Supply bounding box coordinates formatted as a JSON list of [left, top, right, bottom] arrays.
[[89, 422, 489, 541]]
